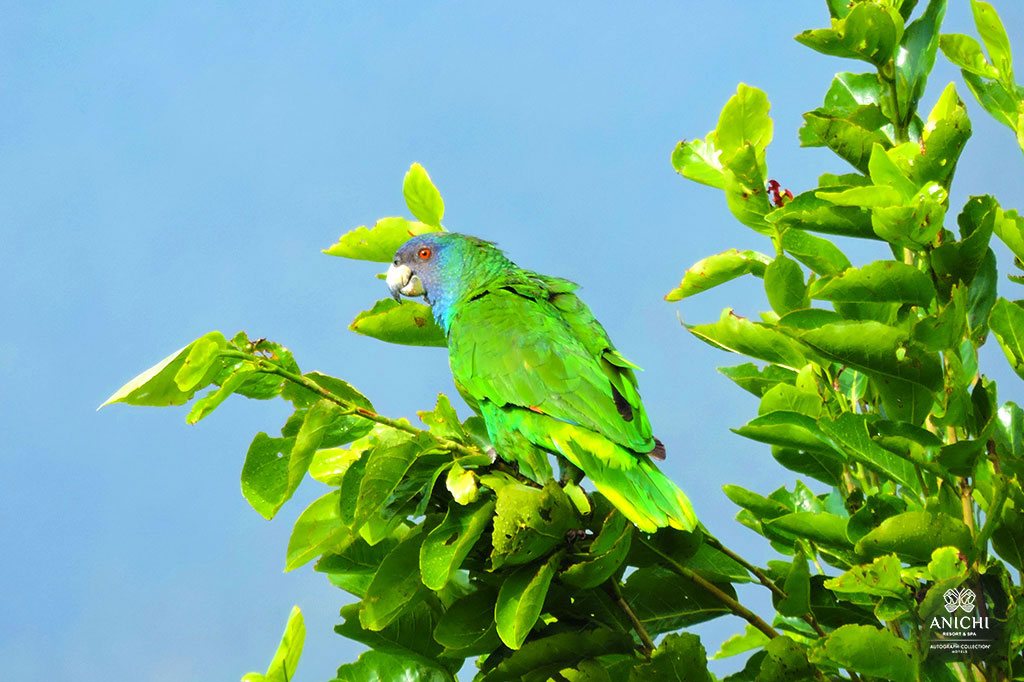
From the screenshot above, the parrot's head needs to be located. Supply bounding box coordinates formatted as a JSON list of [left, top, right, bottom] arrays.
[[387, 233, 510, 326]]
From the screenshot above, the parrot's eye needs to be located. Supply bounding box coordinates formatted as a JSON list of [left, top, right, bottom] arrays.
[[418, 247, 432, 260]]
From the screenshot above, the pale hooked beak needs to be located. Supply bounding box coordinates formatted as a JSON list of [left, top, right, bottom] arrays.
[[386, 263, 425, 301]]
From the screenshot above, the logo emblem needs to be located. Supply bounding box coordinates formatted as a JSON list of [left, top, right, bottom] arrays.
[[944, 587, 976, 614]]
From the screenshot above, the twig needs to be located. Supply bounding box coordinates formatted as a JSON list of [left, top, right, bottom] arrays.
[[218, 349, 484, 460], [606, 580, 655, 657], [637, 536, 778, 640]]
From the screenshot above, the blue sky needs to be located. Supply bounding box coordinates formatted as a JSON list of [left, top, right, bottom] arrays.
[[3, 2, 1023, 680]]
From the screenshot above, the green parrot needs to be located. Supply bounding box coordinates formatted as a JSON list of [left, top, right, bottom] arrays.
[[386, 233, 697, 532]]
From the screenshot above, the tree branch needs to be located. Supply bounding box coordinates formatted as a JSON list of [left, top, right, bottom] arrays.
[[605, 580, 655, 657]]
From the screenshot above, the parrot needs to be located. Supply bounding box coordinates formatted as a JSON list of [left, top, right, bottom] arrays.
[[386, 232, 697, 532]]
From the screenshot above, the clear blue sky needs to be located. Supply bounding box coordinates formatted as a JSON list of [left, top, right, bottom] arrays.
[[3, 2, 1023, 680]]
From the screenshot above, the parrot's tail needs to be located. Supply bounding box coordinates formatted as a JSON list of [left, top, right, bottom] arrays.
[[558, 436, 698, 533], [498, 407, 698, 532]]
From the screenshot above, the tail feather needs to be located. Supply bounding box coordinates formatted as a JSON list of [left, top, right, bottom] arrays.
[[500, 407, 697, 532]]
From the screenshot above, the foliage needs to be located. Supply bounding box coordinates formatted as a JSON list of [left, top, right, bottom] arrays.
[[103, 2, 1024, 680]]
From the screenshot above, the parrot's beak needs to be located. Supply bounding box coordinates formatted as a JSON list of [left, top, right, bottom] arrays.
[[386, 263, 425, 301]]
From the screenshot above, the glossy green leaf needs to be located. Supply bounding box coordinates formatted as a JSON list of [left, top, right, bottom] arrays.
[[420, 498, 495, 590], [812, 624, 917, 682], [940, 33, 998, 77], [990, 298, 1024, 379], [686, 309, 807, 369], [824, 554, 908, 597], [777, 546, 811, 617], [915, 82, 972, 189], [764, 256, 807, 316], [855, 511, 972, 563], [286, 490, 349, 571], [186, 368, 252, 424], [798, 320, 943, 392], [713, 624, 771, 659], [628, 633, 712, 682], [403, 163, 444, 227], [433, 587, 501, 655], [961, 70, 1020, 131], [846, 493, 908, 544], [331, 651, 451, 682], [767, 512, 852, 550], [780, 229, 852, 275], [817, 413, 920, 492], [315, 533, 399, 597], [723, 144, 773, 234], [971, 0, 1013, 76], [560, 510, 633, 589], [734, 411, 839, 459], [324, 216, 442, 262], [991, 500, 1024, 571], [351, 436, 429, 533], [671, 137, 725, 189], [445, 462, 478, 505], [723, 484, 793, 521], [336, 600, 454, 672], [715, 83, 773, 165], [795, 3, 902, 67], [361, 524, 431, 630], [622, 565, 735, 634], [810, 260, 936, 305], [494, 552, 562, 650], [990, 203, 1024, 262], [101, 331, 228, 408], [484, 630, 635, 682], [491, 480, 576, 569], [242, 606, 304, 682], [800, 105, 893, 174], [894, 0, 946, 121], [664, 249, 771, 302], [717, 363, 797, 397], [241, 433, 294, 520], [757, 635, 814, 682], [418, 393, 467, 442], [350, 298, 447, 347]]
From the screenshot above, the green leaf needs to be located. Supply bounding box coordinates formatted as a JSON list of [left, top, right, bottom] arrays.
[[484, 630, 635, 682], [768, 186, 877, 240], [723, 484, 793, 521], [186, 368, 252, 424], [560, 510, 633, 589], [992, 500, 1024, 571], [967, 248, 998, 344], [915, 82, 972, 190], [817, 413, 921, 492], [994, 401, 1024, 459], [990, 203, 1024, 262], [361, 523, 431, 631], [715, 83, 773, 165], [795, 3, 903, 67], [855, 511, 973, 563], [622, 565, 735, 634], [798, 320, 943, 392], [332, 651, 451, 682], [824, 554, 908, 598], [894, 0, 947, 122], [812, 624, 917, 682], [242, 606, 304, 682], [100, 331, 228, 408], [433, 587, 500, 655], [308, 447, 363, 486], [764, 256, 807, 316], [990, 298, 1024, 379], [403, 163, 445, 227], [323, 216, 442, 262], [350, 298, 448, 347], [315, 534, 399, 597], [846, 493, 908, 544], [961, 70, 1020, 130], [970, 0, 1013, 77], [418, 393, 468, 442], [445, 462, 478, 504], [351, 436, 429, 534], [734, 411, 839, 460], [777, 546, 811, 617], [286, 490, 350, 571], [420, 498, 495, 590], [757, 635, 814, 682], [779, 229, 852, 275], [494, 552, 562, 650], [809, 261, 936, 305], [491, 480, 576, 569], [766, 512, 852, 550], [687, 309, 807, 369], [723, 144, 773, 234], [800, 105, 893, 174], [664, 249, 771, 302], [241, 433, 294, 520], [940, 33, 999, 77], [628, 633, 712, 682], [336, 600, 456, 673], [718, 363, 797, 398], [714, 624, 771, 659], [671, 137, 725, 189]]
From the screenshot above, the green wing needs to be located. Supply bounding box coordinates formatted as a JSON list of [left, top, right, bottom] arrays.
[[448, 285, 654, 454]]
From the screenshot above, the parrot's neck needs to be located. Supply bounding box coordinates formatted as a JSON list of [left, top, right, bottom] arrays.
[[429, 254, 516, 335]]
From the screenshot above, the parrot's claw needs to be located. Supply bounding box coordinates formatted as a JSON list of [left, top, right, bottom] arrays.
[[565, 528, 589, 545]]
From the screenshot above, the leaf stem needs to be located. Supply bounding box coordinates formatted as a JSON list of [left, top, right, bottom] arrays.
[[217, 349, 484, 460], [606, 580, 655, 657], [637, 536, 778, 640]]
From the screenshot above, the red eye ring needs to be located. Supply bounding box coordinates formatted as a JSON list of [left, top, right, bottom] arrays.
[[418, 247, 432, 260]]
